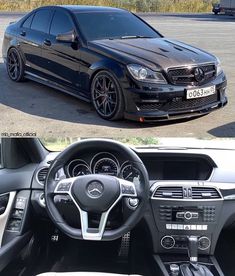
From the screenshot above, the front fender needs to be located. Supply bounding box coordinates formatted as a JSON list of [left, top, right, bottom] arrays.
[[88, 58, 126, 82]]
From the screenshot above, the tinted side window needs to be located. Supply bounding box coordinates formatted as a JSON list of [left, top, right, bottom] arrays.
[[50, 11, 74, 36], [31, 9, 51, 33], [22, 13, 34, 29]]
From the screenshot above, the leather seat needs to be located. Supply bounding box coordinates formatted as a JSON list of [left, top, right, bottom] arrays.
[[37, 273, 142, 276]]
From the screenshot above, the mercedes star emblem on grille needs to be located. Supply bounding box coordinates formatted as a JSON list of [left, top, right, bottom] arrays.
[[194, 67, 205, 82]]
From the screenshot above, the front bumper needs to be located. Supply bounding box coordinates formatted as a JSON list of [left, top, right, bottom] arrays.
[[122, 73, 227, 122]]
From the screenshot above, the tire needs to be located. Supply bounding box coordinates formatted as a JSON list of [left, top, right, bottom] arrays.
[[91, 70, 125, 120], [6, 47, 25, 82]]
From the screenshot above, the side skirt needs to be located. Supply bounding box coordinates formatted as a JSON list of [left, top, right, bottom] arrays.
[[24, 71, 91, 103]]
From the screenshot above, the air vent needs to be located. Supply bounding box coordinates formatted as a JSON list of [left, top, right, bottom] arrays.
[[37, 167, 49, 185], [153, 186, 183, 199], [191, 187, 221, 199]]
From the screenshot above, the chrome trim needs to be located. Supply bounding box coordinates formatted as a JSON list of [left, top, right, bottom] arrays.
[[39, 193, 46, 208], [36, 166, 50, 186], [120, 162, 141, 181], [25, 71, 48, 82], [151, 181, 224, 201], [93, 157, 119, 176], [160, 235, 175, 249], [0, 192, 16, 247], [165, 62, 216, 72], [190, 257, 198, 262], [90, 152, 120, 173], [72, 164, 91, 177], [198, 236, 211, 251], [54, 177, 137, 241], [66, 159, 90, 178]]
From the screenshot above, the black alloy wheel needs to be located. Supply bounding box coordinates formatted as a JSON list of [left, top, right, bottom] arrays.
[[91, 71, 124, 120], [7, 48, 25, 82]]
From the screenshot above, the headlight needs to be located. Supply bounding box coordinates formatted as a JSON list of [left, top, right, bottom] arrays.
[[127, 64, 167, 84], [216, 58, 223, 76]]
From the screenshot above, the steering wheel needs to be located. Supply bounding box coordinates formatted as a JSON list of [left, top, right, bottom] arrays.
[[44, 139, 149, 241]]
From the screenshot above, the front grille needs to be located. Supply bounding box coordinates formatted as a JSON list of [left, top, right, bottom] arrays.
[[167, 64, 216, 86], [137, 93, 218, 112]]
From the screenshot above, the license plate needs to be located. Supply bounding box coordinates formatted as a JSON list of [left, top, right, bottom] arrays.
[[186, 86, 216, 99]]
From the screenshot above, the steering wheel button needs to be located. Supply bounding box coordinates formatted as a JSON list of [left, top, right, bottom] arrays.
[[57, 182, 71, 192], [121, 184, 135, 195]]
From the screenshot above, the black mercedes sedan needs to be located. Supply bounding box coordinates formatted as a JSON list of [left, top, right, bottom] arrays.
[[2, 5, 228, 122]]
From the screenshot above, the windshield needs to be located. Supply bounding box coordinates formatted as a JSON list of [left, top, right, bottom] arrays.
[[75, 11, 160, 41], [41, 138, 235, 152]]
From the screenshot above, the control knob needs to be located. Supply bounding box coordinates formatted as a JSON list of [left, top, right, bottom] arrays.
[[161, 235, 175, 249]]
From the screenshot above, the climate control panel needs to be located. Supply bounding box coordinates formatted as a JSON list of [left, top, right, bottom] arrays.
[[161, 235, 211, 251]]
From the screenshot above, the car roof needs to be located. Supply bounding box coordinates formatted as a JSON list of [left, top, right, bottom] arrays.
[[42, 5, 126, 13]]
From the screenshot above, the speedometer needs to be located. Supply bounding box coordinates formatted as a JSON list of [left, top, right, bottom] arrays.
[[121, 164, 141, 182], [94, 158, 118, 176]]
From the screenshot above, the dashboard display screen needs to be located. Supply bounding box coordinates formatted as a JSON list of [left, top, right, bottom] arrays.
[[163, 161, 198, 180], [140, 155, 213, 181]]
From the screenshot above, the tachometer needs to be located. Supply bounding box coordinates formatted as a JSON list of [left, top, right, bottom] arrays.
[[72, 164, 91, 176], [67, 159, 91, 177], [121, 163, 141, 182], [94, 158, 118, 176]]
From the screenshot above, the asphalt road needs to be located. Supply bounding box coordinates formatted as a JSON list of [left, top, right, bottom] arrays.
[[0, 13, 235, 138]]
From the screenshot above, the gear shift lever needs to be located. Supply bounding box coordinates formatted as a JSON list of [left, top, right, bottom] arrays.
[[188, 236, 198, 263], [180, 236, 214, 276]]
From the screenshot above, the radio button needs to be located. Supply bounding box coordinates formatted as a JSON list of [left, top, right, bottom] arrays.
[[192, 212, 199, 218], [184, 225, 191, 230], [172, 224, 177, 230], [166, 224, 172, 229], [197, 225, 202, 230], [178, 224, 184, 230], [176, 212, 184, 218], [184, 212, 193, 220], [202, 225, 208, 230], [191, 225, 197, 230]]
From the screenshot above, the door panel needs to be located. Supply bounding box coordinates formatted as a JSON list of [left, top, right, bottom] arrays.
[[0, 192, 16, 247], [0, 164, 36, 272], [18, 9, 53, 76]]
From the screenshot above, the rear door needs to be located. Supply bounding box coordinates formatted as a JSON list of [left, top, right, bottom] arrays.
[[41, 9, 81, 92], [17, 8, 53, 76]]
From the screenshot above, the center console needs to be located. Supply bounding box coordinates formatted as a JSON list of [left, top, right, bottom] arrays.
[[150, 181, 225, 276]]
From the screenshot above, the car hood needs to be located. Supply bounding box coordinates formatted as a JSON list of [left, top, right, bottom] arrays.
[[89, 38, 216, 70]]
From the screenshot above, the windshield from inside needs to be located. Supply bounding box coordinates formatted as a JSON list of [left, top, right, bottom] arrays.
[[75, 11, 160, 41], [41, 138, 235, 152]]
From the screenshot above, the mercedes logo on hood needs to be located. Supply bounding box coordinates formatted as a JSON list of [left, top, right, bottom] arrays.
[[87, 181, 104, 198]]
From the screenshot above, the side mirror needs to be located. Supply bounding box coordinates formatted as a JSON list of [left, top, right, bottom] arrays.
[[56, 30, 76, 43]]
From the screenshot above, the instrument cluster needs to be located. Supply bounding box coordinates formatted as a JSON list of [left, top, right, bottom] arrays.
[[66, 152, 141, 182]]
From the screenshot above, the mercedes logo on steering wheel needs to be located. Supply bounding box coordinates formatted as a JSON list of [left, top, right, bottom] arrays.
[[87, 181, 104, 198]]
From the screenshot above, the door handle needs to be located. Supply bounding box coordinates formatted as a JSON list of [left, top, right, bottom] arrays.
[[0, 194, 9, 215], [20, 31, 26, 36], [44, 39, 51, 46]]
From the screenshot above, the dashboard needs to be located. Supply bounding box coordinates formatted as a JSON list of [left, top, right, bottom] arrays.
[[29, 145, 235, 257], [33, 147, 221, 187]]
